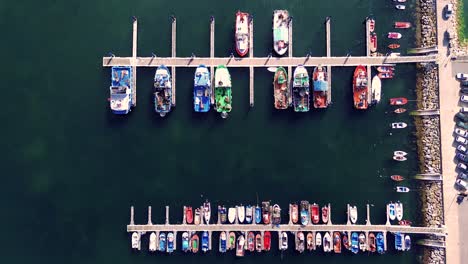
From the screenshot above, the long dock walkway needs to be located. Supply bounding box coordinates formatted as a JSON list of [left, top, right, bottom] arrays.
[[414, 173, 443, 181], [326, 17, 332, 104], [131, 18, 137, 106], [171, 16, 176, 106], [249, 16, 254, 107], [409, 109, 441, 116], [210, 16, 215, 105]]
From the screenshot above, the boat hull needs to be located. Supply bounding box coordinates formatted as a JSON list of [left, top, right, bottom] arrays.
[[235, 11, 250, 57], [273, 67, 290, 109], [313, 66, 329, 108], [353, 65, 368, 110], [273, 10, 290, 56]]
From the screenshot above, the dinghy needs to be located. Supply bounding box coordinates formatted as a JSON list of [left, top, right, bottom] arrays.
[[394, 108, 407, 114], [391, 175, 405, 182], [393, 155, 407, 161], [392, 122, 408, 129], [394, 151, 407, 156], [388, 203, 396, 221], [396, 186, 410, 193]]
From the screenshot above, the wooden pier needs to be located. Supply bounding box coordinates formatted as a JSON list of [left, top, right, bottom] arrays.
[[131, 18, 137, 106], [171, 17, 176, 106], [210, 16, 215, 105], [287, 18, 293, 106], [249, 16, 254, 107], [326, 17, 332, 104]]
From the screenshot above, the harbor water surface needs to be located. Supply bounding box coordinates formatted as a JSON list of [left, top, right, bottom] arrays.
[[2, 0, 423, 263]]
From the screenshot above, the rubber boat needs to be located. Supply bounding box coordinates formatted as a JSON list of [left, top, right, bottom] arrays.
[[203, 201, 211, 224], [369, 19, 375, 32], [235, 11, 250, 57], [392, 122, 407, 129], [149, 232, 157, 251], [342, 233, 350, 250], [388, 43, 401, 49], [394, 108, 407, 114], [236, 235, 245, 257], [159, 232, 166, 252], [395, 21, 411, 29], [316, 232, 322, 247], [359, 233, 366, 252], [228, 207, 236, 224], [247, 232, 255, 252], [376, 232, 385, 254], [323, 232, 332, 252], [349, 205, 358, 224], [255, 205, 262, 224], [237, 205, 245, 223], [395, 232, 403, 251], [377, 66, 394, 73], [307, 232, 314, 250], [388, 203, 396, 221], [399, 220, 412, 226], [395, 5, 406, 10], [219, 206, 227, 224], [353, 65, 368, 110], [272, 204, 281, 225], [214, 65, 232, 119], [255, 234, 262, 252], [404, 235, 411, 251], [202, 231, 209, 253], [182, 232, 190, 252], [310, 203, 320, 224], [153, 65, 172, 117], [395, 202, 404, 221], [390, 97, 408, 105], [322, 205, 329, 224], [368, 232, 376, 253], [333, 231, 342, 253], [245, 205, 253, 224], [394, 151, 408, 156], [262, 201, 271, 224], [370, 32, 377, 53], [371, 75, 381, 104], [313, 66, 329, 108], [264, 231, 271, 251], [219, 231, 227, 253], [193, 65, 211, 112], [186, 207, 193, 224], [291, 203, 299, 224], [110, 66, 134, 115], [273, 10, 290, 56], [293, 65, 310, 112], [378, 72, 394, 79], [191, 234, 199, 253], [273, 66, 290, 109], [194, 208, 201, 225], [300, 200, 309, 225], [280, 232, 288, 250], [229, 232, 236, 250], [388, 32, 402, 39], [391, 175, 405, 182], [167, 232, 174, 253], [351, 232, 359, 254], [297, 232, 305, 253], [393, 155, 407, 161]]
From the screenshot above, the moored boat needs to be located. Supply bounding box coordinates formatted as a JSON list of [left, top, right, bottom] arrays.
[[404, 235, 411, 251], [390, 97, 408, 105], [358, 233, 366, 252], [273, 10, 290, 56], [394, 150, 408, 156], [316, 232, 322, 247], [291, 203, 299, 224], [342, 233, 350, 250], [307, 232, 314, 250], [378, 72, 394, 79], [182, 232, 190, 252], [388, 203, 396, 221], [229, 232, 236, 250], [193, 65, 211, 112], [392, 122, 407, 129], [255, 205, 262, 224], [388, 43, 401, 49], [262, 201, 271, 224], [394, 108, 407, 114], [214, 65, 232, 119], [110, 66, 134, 115], [333, 231, 342, 253], [167, 232, 174, 253], [228, 207, 236, 224], [391, 175, 405, 182], [272, 204, 281, 225], [235, 11, 250, 57], [238, 205, 245, 224], [191, 234, 199, 253], [399, 220, 412, 226], [293, 65, 310, 112], [245, 205, 253, 224], [395, 232, 403, 251], [194, 208, 201, 225], [371, 75, 381, 104], [323, 232, 332, 252], [255, 234, 262, 252], [388, 32, 402, 39], [395, 21, 411, 29], [219, 231, 227, 253], [202, 231, 209, 253], [376, 232, 385, 254], [297, 232, 305, 253], [236, 235, 245, 257], [219, 206, 227, 224], [395, 202, 404, 221], [273, 66, 290, 109], [280, 232, 288, 250], [368, 232, 376, 253], [349, 205, 358, 224], [300, 200, 309, 225], [351, 232, 359, 254], [186, 206, 193, 224], [310, 203, 320, 224], [153, 65, 172, 117], [322, 205, 329, 224], [159, 232, 166, 252], [313, 66, 329, 108], [203, 200, 211, 224], [370, 32, 377, 53], [369, 19, 375, 32], [377, 66, 394, 73], [149, 232, 157, 251], [393, 155, 407, 161], [395, 4, 406, 10], [247, 232, 255, 252], [264, 231, 271, 251], [353, 65, 369, 110]]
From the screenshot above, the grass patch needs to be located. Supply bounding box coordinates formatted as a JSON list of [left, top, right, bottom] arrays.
[[458, 0, 468, 44]]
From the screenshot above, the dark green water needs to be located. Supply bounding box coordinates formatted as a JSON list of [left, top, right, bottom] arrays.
[[2, 0, 423, 263]]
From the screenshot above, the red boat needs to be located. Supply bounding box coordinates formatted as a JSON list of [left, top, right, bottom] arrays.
[[235, 11, 250, 57], [186, 206, 193, 224], [399, 220, 412, 226], [368, 232, 376, 252], [310, 203, 320, 224], [333, 232, 342, 253], [369, 19, 375, 32], [378, 72, 394, 79], [353, 65, 368, 110], [248, 232, 255, 252], [321, 206, 329, 224], [391, 175, 405, 181], [263, 231, 271, 251], [377, 66, 394, 73], [342, 233, 350, 250], [390, 97, 408, 105], [291, 204, 299, 224], [388, 43, 400, 49], [388, 32, 402, 39], [395, 21, 411, 29], [394, 108, 407, 114], [370, 32, 377, 53]]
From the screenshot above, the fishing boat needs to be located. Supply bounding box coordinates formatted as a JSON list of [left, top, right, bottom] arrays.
[[393, 155, 407, 161], [371, 75, 381, 104], [394, 108, 407, 114], [307, 232, 314, 250], [322, 205, 329, 224], [395, 5, 406, 10], [202, 231, 209, 253], [245, 205, 253, 224], [291, 203, 299, 224], [204, 201, 211, 224], [297, 232, 305, 253], [280, 232, 288, 250], [342, 233, 350, 250], [378, 72, 394, 79], [395, 202, 404, 221], [219, 231, 227, 253], [310, 203, 320, 224], [167, 232, 174, 253], [390, 97, 408, 105], [255, 205, 262, 224], [219, 206, 227, 224], [395, 22, 411, 29], [194, 208, 201, 225], [235, 11, 250, 57], [182, 232, 190, 252], [255, 234, 262, 252], [159, 232, 166, 252], [392, 122, 407, 129], [153, 65, 172, 117], [333, 232, 342, 253], [292, 65, 310, 112], [228, 207, 236, 224], [376, 232, 385, 254], [349, 205, 358, 224], [264, 231, 271, 251], [388, 203, 396, 221], [358, 233, 366, 252], [370, 32, 377, 53], [110, 66, 134, 115], [316, 232, 322, 248], [262, 201, 271, 224], [149, 232, 157, 251], [377, 66, 394, 73], [399, 220, 412, 226], [193, 65, 211, 112], [313, 66, 329, 108], [353, 65, 369, 110], [394, 151, 408, 156], [229, 232, 236, 250], [391, 175, 405, 182], [368, 232, 376, 253], [404, 235, 411, 251], [272, 10, 290, 56], [388, 43, 401, 49], [272, 204, 281, 225], [247, 232, 255, 252], [214, 65, 232, 119], [236, 235, 245, 257], [388, 32, 402, 39], [191, 234, 199, 253], [300, 200, 309, 225], [369, 19, 375, 32], [395, 232, 403, 251], [186, 207, 193, 224], [273, 67, 290, 109], [238, 205, 245, 223], [323, 232, 332, 252], [351, 232, 359, 254]]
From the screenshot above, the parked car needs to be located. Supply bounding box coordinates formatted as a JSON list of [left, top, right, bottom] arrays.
[[457, 121, 468, 130], [461, 107, 468, 113], [461, 80, 468, 87], [457, 152, 468, 162], [446, 4, 454, 19], [461, 95, 468, 103], [456, 73, 468, 80], [457, 145, 468, 153], [459, 172, 468, 181], [456, 112, 468, 122], [456, 128, 468, 137], [455, 179, 467, 191], [456, 136, 468, 145], [457, 163, 468, 171]]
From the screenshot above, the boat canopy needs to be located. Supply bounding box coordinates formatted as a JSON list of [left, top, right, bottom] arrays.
[[313, 80, 328, 91], [277, 74, 287, 84], [274, 28, 288, 42], [195, 72, 210, 86], [111, 66, 131, 87], [293, 74, 309, 87]]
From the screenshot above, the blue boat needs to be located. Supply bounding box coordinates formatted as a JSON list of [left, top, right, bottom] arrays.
[[219, 231, 227, 253], [351, 232, 359, 254], [167, 232, 174, 253], [245, 205, 253, 224], [202, 231, 209, 253], [255, 205, 262, 224], [154, 65, 172, 117], [159, 232, 166, 252], [404, 235, 411, 251], [300, 200, 309, 226], [182, 232, 189, 252], [194, 65, 211, 112], [110, 66, 134, 114], [395, 232, 403, 251], [376, 232, 385, 254]]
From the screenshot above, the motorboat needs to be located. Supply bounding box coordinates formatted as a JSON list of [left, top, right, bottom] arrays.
[[323, 232, 332, 252], [202, 231, 209, 253], [395, 5, 406, 10], [153, 65, 172, 117], [392, 122, 408, 129], [388, 43, 401, 49], [353, 65, 369, 110], [228, 207, 236, 224], [351, 232, 359, 254], [131, 232, 141, 250], [228, 232, 236, 250], [388, 32, 402, 39], [273, 10, 290, 56], [255, 234, 262, 252], [391, 175, 405, 181], [376, 232, 385, 254], [214, 65, 232, 118], [390, 97, 408, 105], [393, 155, 407, 161], [349, 205, 358, 224], [399, 220, 412, 226], [358, 233, 366, 252], [395, 232, 403, 251], [236, 235, 245, 257], [307, 232, 314, 251], [262, 201, 271, 224], [238, 205, 245, 223], [255, 205, 262, 224], [247, 232, 255, 252], [342, 233, 350, 250], [369, 18, 375, 32], [280, 232, 288, 250], [203, 200, 211, 224], [219, 231, 227, 253], [194, 208, 201, 225], [245, 205, 253, 224], [316, 232, 322, 247], [294, 65, 311, 111], [182, 232, 190, 252], [368, 232, 376, 253], [310, 203, 320, 224], [322, 205, 329, 224], [378, 72, 394, 79], [333, 232, 342, 253], [219, 206, 227, 224], [371, 75, 381, 104], [300, 200, 309, 225], [394, 151, 408, 156], [193, 65, 211, 112], [297, 232, 305, 253], [159, 232, 166, 252], [370, 32, 377, 53], [404, 235, 411, 251], [191, 234, 199, 253], [394, 108, 407, 114], [393, 0, 407, 2], [272, 204, 281, 225], [167, 232, 174, 253], [149, 232, 157, 252], [264, 231, 271, 251], [235, 11, 250, 57], [395, 202, 404, 221], [186, 206, 193, 224], [109, 66, 134, 115], [395, 21, 411, 29], [273, 66, 290, 109], [388, 203, 396, 221], [291, 203, 299, 224]]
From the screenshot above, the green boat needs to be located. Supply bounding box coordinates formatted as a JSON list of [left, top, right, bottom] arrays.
[[214, 65, 232, 118], [273, 67, 290, 109]]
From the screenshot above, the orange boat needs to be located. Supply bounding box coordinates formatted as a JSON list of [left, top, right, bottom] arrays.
[[394, 21, 411, 29], [353, 65, 368, 110], [394, 108, 406, 114], [333, 231, 342, 253], [370, 32, 377, 52], [391, 175, 405, 181], [186, 206, 193, 224], [388, 43, 400, 49], [390, 97, 408, 105], [291, 204, 299, 224], [263, 231, 271, 251]]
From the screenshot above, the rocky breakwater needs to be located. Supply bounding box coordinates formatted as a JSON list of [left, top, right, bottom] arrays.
[[416, 0, 437, 47], [416, 63, 439, 110]]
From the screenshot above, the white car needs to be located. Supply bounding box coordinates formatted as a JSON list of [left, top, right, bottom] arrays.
[[446, 4, 453, 19], [461, 95, 468, 103], [456, 73, 468, 80], [456, 136, 468, 145], [457, 163, 468, 171], [457, 145, 468, 153], [456, 128, 468, 137], [455, 179, 467, 191], [461, 107, 468, 113]]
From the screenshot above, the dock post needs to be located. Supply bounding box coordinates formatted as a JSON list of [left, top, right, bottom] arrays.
[[235, 206, 239, 224], [171, 16, 176, 106], [156, 231, 160, 251], [210, 16, 215, 105], [367, 65, 372, 104], [278, 231, 282, 250], [325, 17, 331, 57], [182, 206, 186, 225], [385, 204, 391, 226], [174, 231, 177, 250], [327, 203, 332, 225], [147, 206, 152, 225], [287, 17, 293, 106], [249, 17, 254, 107], [217, 206, 221, 225], [365, 231, 369, 251], [326, 17, 332, 106], [383, 231, 387, 251], [244, 231, 248, 250], [131, 18, 137, 107], [365, 17, 370, 57], [200, 206, 205, 226], [261, 231, 264, 250], [208, 231, 212, 250], [165, 206, 170, 225], [252, 206, 256, 225], [366, 204, 371, 226], [346, 204, 350, 225], [288, 204, 292, 225], [312, 231, 316, 250], [130, 206, 135, 225]]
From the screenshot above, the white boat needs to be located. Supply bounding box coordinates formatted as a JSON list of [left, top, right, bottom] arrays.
[[396, 186, 410, 193], [237, 205, 245, 223], [149, 232, 157, 251], [235, 11, 250, 57], [395, 202, 404, 221], [393, 155, 407, 161], [323, 232, 332, 252], [394, 150, 407, 156], [194, 208, 201, 225], [131, 232, 141, 250], [236, 235, 245, 257], [273, 10, 290, 56], [349, 205, 358, 224], [388, 203, 396, 221], [359, 233, 367, 251], [280, 232, 288, 250], [228, 207, 237, 224], [391, 122, 408, 129], [404, 235, 411, 251], [315, 232, 322, 247], [371, 75, 381, 104], [204, 201, 211, 224], [245, 206, 253, 224], [167, 232, 174, 253], [396, 4, 406, 10]]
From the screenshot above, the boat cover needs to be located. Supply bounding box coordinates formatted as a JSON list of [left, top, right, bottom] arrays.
[[112, 66, 131, 87], [195, 72, 210, 86], [313, 80, 328, 91], [274, 28, 288, 42]]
